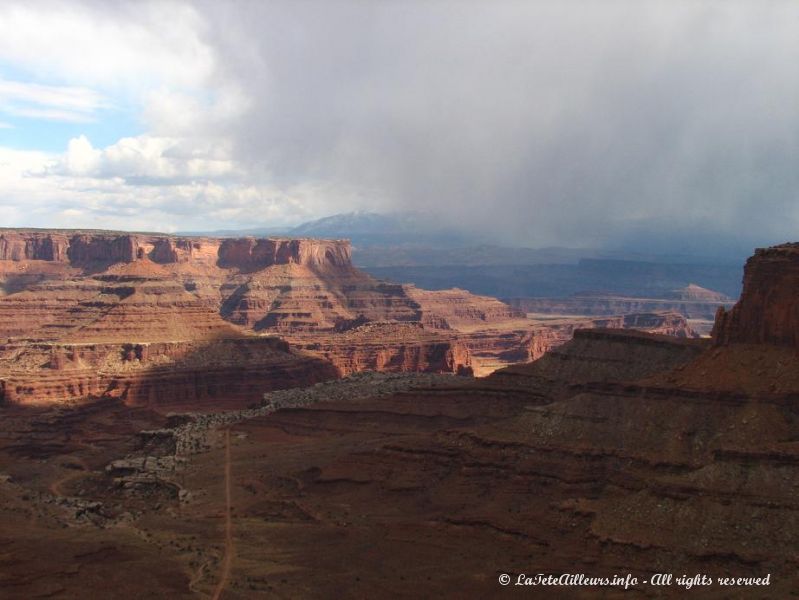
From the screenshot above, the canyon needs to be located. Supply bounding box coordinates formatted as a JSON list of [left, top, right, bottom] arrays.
[[507, 284, 732, 320], [506, 283, 734, 336], [0, 241, 796, 597], [190, 242, 797, 597], [0, 229, 696, 406]]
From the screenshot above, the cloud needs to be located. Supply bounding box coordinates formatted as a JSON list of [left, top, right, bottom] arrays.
[[1, 0, 799, 255], [0, 1, 213, 91], [141, 86, 249, 138], [61, 135, 101, 175], [0, 144, 325, 231], [50, 134, 239, 182], [0, 78, 108, 111], [197, 1, 799, 252], [3, 106, 94, 124], [0, 0, 363, 230], [0, 77, 110, 122], [0, 1, 225, 137]]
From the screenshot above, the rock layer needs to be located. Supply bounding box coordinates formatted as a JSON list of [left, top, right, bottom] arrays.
[[0, 229, 697, 406], [0, 230, 350, 271], [0, 338, 337, 408]]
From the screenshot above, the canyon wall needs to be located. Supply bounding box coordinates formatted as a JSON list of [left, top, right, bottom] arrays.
[[287, 322, 473, 376], [0, 230, 353, 271], [0, 338, 337, 408], [217, 237, 352, 271], [713, 243, 799, 347], [457, 311, 697, 376]]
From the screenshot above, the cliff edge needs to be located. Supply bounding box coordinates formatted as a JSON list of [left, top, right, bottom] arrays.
[[0, 229, 353, 271], [713, 243, 799, 347]]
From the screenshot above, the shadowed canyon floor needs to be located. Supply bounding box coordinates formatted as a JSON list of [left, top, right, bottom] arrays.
[[2, 324, 796, 598]]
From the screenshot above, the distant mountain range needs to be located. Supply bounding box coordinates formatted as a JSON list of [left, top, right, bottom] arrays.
[[178, 211, 745, 299], [179, 210, 476, 247], [181, 211, 741, 263]]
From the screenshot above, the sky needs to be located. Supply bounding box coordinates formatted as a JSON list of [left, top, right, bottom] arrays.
[[0, 0, 797, 255]]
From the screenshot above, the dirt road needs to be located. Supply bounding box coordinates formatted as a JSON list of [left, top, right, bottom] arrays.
[[211, 428, 234, 600], [49, 456, 89, 496]]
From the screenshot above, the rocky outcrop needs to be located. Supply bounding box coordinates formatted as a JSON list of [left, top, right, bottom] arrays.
[[458, 311, 698, 376], [618, 311, 698, 337], [402, 286, 524, 328], [218, 238, 352, 271], [638, 242, 799, 395], [67, 234, 140, 265], [0, 337, 337, 408], [0, 231, 70, 262], [498, 327, 707, 388], [713, 243, 799, 347], [149, 238, 198, 264], [288, 322, 473, 376]]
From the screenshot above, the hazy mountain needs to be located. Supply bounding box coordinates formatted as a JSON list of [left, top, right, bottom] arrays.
[[177, 211, 745, 299], [287, 211, 478, 247], [177, 211, 473, 246]]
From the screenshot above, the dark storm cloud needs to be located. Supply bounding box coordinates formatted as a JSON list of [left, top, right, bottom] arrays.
[[199, 1, 799, 253]]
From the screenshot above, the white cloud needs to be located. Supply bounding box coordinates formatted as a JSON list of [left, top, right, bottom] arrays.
[[0, 78, 109, 122], [0, 146, 54, 172], [0, 1, 282, 232], [0, 143, 342, 231], [0, 1, 228, 139], [0, 1, 213, 91], [61, 135, 101, 175], [3, 106, 94, 124], [0, 78, 108, 111], [51, 134, 239, 182], [0, 2, 311, 232]]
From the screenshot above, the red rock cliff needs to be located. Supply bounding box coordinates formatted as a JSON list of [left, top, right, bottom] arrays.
[[217, 238, 352, 271], [712, 243, 799, 347], [0, 231, 70, 261], [0, 230, 353, 271]]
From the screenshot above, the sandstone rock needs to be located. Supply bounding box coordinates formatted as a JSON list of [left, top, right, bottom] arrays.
[[0, 338, 337, 407], [712, 243, 799, 347]]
